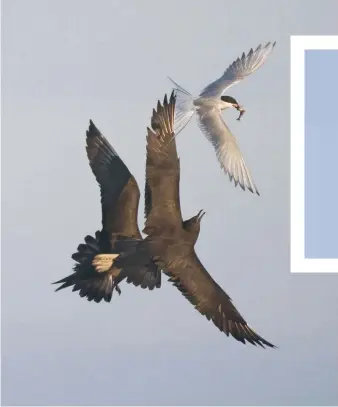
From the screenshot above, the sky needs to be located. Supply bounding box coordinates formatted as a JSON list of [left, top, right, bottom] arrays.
[[1, 0, 338, 406], [305, 50, 338, 259]]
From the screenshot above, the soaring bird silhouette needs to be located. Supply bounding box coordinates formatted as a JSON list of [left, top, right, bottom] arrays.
[[53, 120, 162, 302], [53, 93, 207, 303], [169, 41, 276, 196], [114, 92, 276, 348]]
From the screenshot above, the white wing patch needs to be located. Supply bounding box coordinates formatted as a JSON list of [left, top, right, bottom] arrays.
[[196, 107, 260, 195], [92, 253, 120, 273]]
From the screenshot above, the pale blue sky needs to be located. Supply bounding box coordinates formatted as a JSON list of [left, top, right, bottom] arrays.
[[2, 0, 338, 406], [305, 50, 338, 258]]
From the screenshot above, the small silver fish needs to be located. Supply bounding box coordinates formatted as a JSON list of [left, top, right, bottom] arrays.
[[236, 106, 246, 121]]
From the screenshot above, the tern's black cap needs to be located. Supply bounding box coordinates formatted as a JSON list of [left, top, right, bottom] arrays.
[[221, 95, 238, 104]]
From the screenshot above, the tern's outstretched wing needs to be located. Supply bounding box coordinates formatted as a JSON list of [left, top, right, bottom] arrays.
[[196, 106, 259, 195], [199, 42, 276, 99]]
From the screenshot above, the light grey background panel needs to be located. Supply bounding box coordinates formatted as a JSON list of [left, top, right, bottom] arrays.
[[305, 50, 338, 259]]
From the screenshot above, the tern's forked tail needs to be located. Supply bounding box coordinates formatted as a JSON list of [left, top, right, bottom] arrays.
[[167, 77, 195, 136]]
